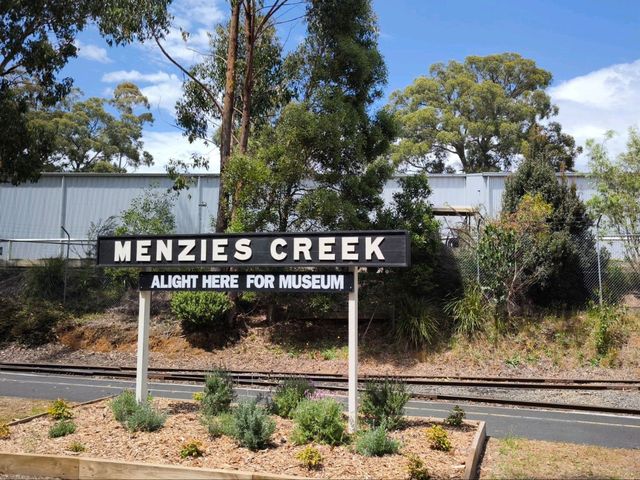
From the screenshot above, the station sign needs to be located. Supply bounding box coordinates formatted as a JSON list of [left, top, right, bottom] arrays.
[[139, 271, 354, 293], [97, 231, 410, 268]]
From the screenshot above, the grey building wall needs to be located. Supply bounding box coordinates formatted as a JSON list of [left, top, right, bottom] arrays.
[[0, 172, 597, 261]]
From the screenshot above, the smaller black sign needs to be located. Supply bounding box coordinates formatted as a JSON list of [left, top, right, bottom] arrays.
[[139, 272, 354, 293]]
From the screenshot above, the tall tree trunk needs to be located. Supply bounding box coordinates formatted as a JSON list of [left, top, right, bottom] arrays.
[[216, 0, 241, 233]]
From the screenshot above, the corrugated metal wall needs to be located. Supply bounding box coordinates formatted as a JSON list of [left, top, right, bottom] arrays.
[[0, 172, 597, 260]]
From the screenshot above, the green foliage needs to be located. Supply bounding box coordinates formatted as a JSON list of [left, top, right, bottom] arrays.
[[48, 399, 73, 420], [180, 439, 204, 459], [393, 296, 441, 348], [355, 425, 400, 457], [201, 370, 235, 417], [426, 425, 452, 451], [205, 412, 236, 439], [445, 283, 492, 336], [0, 423, 10, 439], [23, 257, 65, 301], [406, 454, 431, 480], [360, 379, 409, 430], [388, 53, 577, 173], [110, 390, 138, 423], [171, 292, 233, 333], [444, 406, 465, 427], [0, 298, 66, 346], [291, 399, 346, 446], [272, 378, 315, 419], [49, 420, 76, 438], [192, 392, 204, 403], [118, 187, 176, 235], [588, 128, 640, 277], [125, 403, 166, 432], [231, 400, 276, 451], [68, 441, 85, 453], [296, 445, 323, 470], [588, 302, 626, 356]]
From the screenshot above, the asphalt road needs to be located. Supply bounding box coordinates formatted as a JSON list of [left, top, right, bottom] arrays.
[[1, 372, 639, 449]]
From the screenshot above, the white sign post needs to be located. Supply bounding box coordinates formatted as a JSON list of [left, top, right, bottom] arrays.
[[347, 266, 359, 433], [135, 290, 151, 403]]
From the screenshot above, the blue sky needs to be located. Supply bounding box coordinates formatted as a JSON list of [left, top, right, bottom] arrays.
[[61, 0, 640, 172]]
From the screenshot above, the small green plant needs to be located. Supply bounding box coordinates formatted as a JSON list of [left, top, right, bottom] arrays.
[[125, 403, 167, 432], [67, 441, 85, 453], [0, 422, 10, 439], [355, 425, 400, 457], [296, 445, 323, 470], [47, 399, 73, 420], [272, 378, 315, 418], [444, 406, 465, 427], [171, 291, 233, 332], [426, 425, 451, 451], [505, 354, 521, 368], [444, 283, 492, 336], [206, 412, 236, 438], [180, 439, 205, 458], [201, 370, 235, 416], [111, 390, 138, 422], [231, 400, 275, 451], [406, 454, 430, 480], [360, 379, 409, 429], [48, 420, 76, 438], [291, 398, 346, 446], [589, 302, 625, 356], [192, 392, 204, 403]]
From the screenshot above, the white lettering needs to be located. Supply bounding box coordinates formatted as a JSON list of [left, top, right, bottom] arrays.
[[137, 240, 151, 262], [293, 237, 312, 261], [151, 275, 160, 288], [365, 237, 385, 261], [156, 240, 172, 262], [234, 238, 252, 261], [318, 237, 336, 261], [178, 239, 196, 262], [341, 236, 359, 261], [114, 240, 131, 262], [270, 238, 287, 261], [211, 239, 228, 261], [200, 239, 207, 261]]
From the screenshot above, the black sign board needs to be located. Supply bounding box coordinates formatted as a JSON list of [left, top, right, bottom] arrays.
[[97, 231, 409, 268], [139, 272, 354, 293]]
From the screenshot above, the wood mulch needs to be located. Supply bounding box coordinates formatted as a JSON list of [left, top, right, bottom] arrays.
[[0, 398, 477, 479]]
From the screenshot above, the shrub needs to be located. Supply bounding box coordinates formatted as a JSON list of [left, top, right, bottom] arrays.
[[444, 406, 465, 427], [406, 454, 431, 480], [192, 392, 204, 403], [393, 296, 440, 348], [68, 441, 85, 453], [206, 412, 236, 438], [296, 445, 323, 470], [426, 425, 451, 451], [171, 292, 233, 333], [23, 257, 65, 301], [125, 403, 166, 432], [360, 379, 409, 430], [111, 390, 138, 423], [0, 423, 9, 439], [49, 420, 76, 438], [589, 302, 626, 356], [272, 378, 315, 418], [231, 400, 275, 451], [48, 398, 73, 420], [444, 283, 492, 336], [201, 370, 235, 416], [291, 399, 346, 446], [8, 300, 66, 346], [355, 425, 400, 457], [180, 439, 205, 458]]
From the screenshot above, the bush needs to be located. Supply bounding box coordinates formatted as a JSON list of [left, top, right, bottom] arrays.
[[171, 292, 233, 333], [201, 370, 235, 416], [48, 399, 73, 420], [180, 439, 204, 458], [111, 390, 138, 423], [206, 412, 236, 438], [393, 296, 440, 348], [445, 283, 492, 336], [192, 392, 204, 403], [231, 400, 275, 451], [406, 454, 431, 480], [355, 425, 400, 457], [296, 445, 323, 470], [426, 425, 451, 451], [3, 300, 66, 346], [125, 403, 167, 432], [589, 302, 626, 356], [444, 406, 465, 427], [360, 379, 409, 430], [68, 441, 85, 453], [23, 257, 65, 301], [291, 399, 346, 446], [49, 420, 76, 438], [272, 378, 315, 418], [0, 422, 9, 439]]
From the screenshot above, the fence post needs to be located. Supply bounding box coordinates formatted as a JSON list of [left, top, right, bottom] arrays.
[[596, 215, 603, 306]]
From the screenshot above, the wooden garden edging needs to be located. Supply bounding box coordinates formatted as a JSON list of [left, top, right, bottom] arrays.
[[0, 452, 304, 480], [463, 420, 487, 480]]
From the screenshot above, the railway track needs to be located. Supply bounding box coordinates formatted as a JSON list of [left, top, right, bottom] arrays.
[[1, 361, 639, 416]]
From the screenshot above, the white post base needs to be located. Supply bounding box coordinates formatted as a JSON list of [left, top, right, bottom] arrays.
[[136, 290, 151, 403], [347, 267, 359, 433]]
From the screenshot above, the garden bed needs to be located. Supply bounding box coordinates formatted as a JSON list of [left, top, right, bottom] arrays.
[[0, 397, 479, 479]]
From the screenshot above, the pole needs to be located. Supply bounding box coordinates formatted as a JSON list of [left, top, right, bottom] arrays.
[[347, 266, 359, 433], [136, 290, 151, 403], [61, 226, 70, 305], [596, 215, 603, 306]]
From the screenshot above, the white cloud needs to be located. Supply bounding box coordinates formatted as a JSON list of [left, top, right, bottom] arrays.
[[101, 70, 173, 84], [75, 40, 112, 63], [102, 70, 184, 114], [550, 59, 640, 170], [138, 130, 220, 174]]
